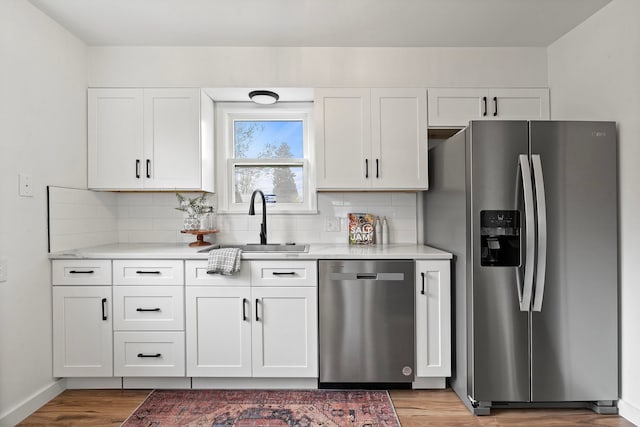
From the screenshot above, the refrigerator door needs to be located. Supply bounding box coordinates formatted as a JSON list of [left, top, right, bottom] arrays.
[[529, 121, 618, 401], [468, 121, 530, 402]]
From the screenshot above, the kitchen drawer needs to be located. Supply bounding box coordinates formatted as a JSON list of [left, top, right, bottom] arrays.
[[113, 260, 184, 286], [185, 260, 251, 286], [113, 286, 184, 331], [250, 261, 317, 287], [52, 260, 111, 286], [114, 331, 185, 377]]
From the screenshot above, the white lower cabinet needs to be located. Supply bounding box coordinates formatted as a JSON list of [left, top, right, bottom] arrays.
[[251, 286, 318, 377], [186, 286, 252, 376], [114, 331, 185, 377], [415, 260, 451, 379], [185, 260, 318, 378], [52, 286, 113, 377], [112, 260, 186, 377]]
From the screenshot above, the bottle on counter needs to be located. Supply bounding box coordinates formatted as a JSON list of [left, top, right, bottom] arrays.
[[382, 216, 389, 245], [375, 216, 382, 244]]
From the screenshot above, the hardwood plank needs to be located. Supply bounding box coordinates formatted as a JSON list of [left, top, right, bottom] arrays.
[[19, 388, 634, 427], [17, 389, 150, 427]]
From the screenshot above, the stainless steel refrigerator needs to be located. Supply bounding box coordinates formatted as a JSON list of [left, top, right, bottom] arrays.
[[424, 121, 618, 415]]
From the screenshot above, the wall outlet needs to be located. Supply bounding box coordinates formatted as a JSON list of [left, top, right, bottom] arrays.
[[19, 173, 33, 197], [0, 258, 7, 282], [325, 217, 341, 232]]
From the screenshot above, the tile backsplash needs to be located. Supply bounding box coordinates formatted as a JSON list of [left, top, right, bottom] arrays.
[[48, 189, 418, 251]]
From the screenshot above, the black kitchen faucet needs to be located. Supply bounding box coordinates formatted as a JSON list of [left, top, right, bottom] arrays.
[[248, 189, 267, 245]]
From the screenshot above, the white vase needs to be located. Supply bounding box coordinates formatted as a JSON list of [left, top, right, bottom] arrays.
[[183, 216, 200, 230]]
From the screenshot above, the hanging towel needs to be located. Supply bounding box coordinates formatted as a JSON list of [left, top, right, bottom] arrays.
[[206, 248, 242, 275]]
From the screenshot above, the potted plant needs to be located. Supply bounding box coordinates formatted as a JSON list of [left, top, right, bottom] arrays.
[[175, 192, 211, 230]]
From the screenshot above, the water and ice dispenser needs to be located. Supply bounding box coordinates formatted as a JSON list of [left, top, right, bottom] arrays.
[[480, 210, 521, 267]]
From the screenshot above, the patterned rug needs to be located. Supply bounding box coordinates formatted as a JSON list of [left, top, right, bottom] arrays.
[[121, 389, 400, 426]]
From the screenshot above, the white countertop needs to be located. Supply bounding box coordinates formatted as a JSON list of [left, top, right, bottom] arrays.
[[49, 243, 452, 260]]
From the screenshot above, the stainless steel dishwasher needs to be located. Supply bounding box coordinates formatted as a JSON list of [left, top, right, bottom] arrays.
[[319, 259, 415, 386]]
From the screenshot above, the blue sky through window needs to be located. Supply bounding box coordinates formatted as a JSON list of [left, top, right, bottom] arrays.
[[234, 120, 303, 159]]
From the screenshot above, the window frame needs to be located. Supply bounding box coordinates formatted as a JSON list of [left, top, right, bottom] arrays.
[[216, 102, 316, 214]]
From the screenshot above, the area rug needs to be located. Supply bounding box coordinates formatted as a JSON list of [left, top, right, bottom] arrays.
[[121, 389, 400, 426]]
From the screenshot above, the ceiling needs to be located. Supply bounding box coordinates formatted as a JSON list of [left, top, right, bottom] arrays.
[[28, 0, 611, 48]]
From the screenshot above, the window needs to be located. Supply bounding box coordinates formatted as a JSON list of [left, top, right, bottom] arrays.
[[217, 103, 315, 213]]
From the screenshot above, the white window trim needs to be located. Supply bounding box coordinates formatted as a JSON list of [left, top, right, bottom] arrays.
[[215, 102, 316, 214]]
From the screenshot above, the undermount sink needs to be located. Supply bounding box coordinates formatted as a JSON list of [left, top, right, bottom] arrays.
[[198, 243, 309, 253]]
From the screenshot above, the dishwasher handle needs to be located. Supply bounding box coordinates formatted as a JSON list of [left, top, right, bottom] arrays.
[[328, 272, 405, 281]]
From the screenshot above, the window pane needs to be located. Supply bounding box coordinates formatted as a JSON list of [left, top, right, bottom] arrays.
[[234, 165, 303, 204], [234, 121, 303, 159]]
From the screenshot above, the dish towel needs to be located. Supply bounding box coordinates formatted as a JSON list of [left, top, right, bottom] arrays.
[[206, 248, 242, 275]]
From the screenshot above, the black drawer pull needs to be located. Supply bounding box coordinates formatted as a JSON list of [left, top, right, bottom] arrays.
[[135, 270, 161, 275], [482, 96, 488, 116], [242, 298, 248, 321], [136, 308, 161, 312], [272, 271, 296, 276], [137, 353, 161, 358], [493, 96, 498, 116], [255, 299, 260, 322], [421, 272, 426, 295], [135, 159, 141, 178], [146, 159, 151, 178], [69, 270, 95, 274]]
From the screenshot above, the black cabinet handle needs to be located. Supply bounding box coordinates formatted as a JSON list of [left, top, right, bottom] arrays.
[[255, 299, 260, 322], [136, 159, 141, 178], [242, 298, 248, 321], [146, 159, 151, 178], [365, 159, 369, 178], [376, 159, 379, 178], [272, 271, 296, 276], [101, 298, 107, 320], [482, 97, 488, 117], [420, 272, 425, 295], [136, 308, 161, 312], [493, 96, 498, 117], [137, 353, 161, 358], [135, 270, 161, 275], [69, 270, 94, 274]]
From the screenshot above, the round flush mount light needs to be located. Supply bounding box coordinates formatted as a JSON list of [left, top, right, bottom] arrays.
[[248, 90, 279, 105]]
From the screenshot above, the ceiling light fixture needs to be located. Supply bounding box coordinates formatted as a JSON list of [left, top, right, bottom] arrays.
[[249, 90, 279, 105]]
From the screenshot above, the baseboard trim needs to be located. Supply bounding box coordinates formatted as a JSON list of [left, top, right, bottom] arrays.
[[0, 379, 66, 427], [618, 399, 640, 426]]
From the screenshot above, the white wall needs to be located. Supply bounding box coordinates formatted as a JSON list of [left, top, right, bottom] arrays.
[[548, 0, 640, 423], [87, 46, 548, 88], [0, 1, 87, 424]]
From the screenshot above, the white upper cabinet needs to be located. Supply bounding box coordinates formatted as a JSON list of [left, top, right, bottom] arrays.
[[88, 88, 214, 191], [315, 88, 428, 190], [427, 88, 550, 127]]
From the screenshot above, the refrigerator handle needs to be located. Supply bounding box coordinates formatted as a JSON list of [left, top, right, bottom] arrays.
[[518, 154, 535, 312], [531, 155, 547, 312]]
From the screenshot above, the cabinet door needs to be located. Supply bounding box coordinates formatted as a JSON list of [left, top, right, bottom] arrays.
[[53, 286, 113, 377], [143, 89, 201, 189], [415, 260, 451, 377], [427, 88, 489, 127], [185, 287, 252, 377], [88, 89, 144, 189], [315, 88, 371, 189], [489, 88, 550, 120], [372, 88, 428, 189], [252, 287, 318, 378]]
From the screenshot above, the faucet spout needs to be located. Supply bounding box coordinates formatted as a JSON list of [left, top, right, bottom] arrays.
[[248, 189, 267, 245]]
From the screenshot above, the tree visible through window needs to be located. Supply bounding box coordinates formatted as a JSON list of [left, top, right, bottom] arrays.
[[233, 120, 304, 204]]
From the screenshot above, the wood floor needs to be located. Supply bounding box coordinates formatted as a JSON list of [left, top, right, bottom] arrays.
[[18, 388, 634, 427]]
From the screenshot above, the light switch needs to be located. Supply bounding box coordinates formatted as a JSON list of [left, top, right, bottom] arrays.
[[19, 173, 33, 197]]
